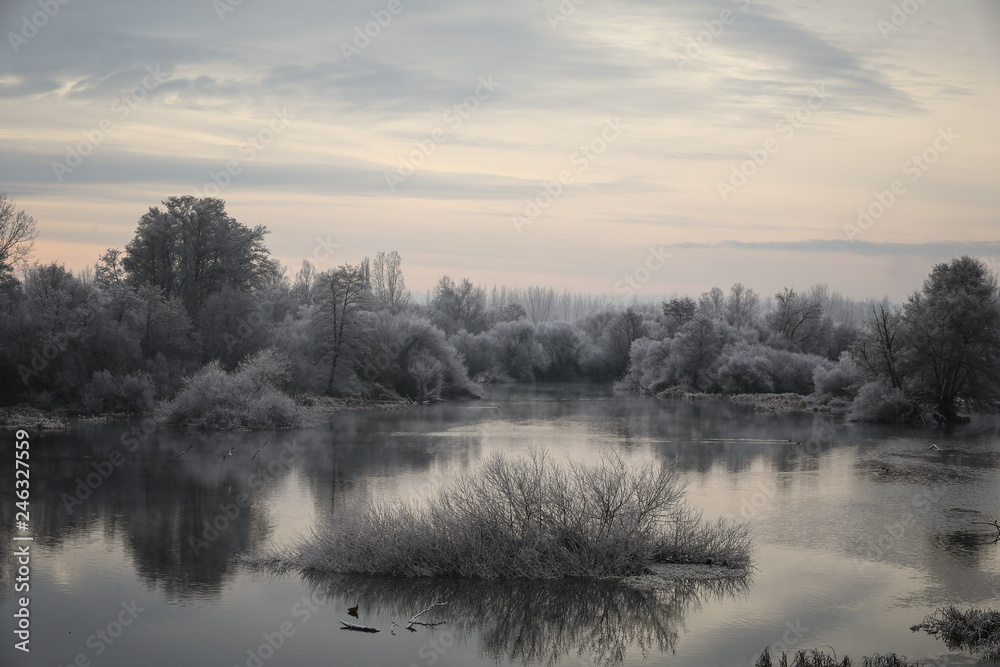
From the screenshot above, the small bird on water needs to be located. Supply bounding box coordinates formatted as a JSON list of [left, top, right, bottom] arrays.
[[929, 444, 940, 450], [348, 605, 359, 618]]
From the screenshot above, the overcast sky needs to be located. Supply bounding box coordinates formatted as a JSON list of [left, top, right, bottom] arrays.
[[1, 0, 997, 302]]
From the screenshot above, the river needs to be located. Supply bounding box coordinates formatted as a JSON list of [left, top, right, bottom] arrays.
[[2, 384, 998, 666]]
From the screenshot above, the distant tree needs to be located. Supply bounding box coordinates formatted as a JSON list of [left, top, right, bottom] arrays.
[[724, 283, 760, 329], [605, 307, 647, 377], [313, 263, 371, 395], [851, 305, 908, 390], [662, 297, 696, 326], [672, 314, 724, 390], [901, 256, 1000, 423], [496, 302, 527, 323], [122, 196, 278, 317], [766, 287, 825, 352], [697, 287, 726, 320], [371, 250, 411, 312], [523, 286, 556, 324], [0, 193, 38, 275], [491, 320, 538, 382], [290, 259, 317, 307], [430, 276, 487, 334], [536, 321, 584, 380]]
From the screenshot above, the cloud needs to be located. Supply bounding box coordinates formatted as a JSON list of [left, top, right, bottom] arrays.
[[672, 239, 1000, 258]]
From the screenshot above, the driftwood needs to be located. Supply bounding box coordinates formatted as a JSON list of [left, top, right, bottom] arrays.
[[340, 620, 379, 632]]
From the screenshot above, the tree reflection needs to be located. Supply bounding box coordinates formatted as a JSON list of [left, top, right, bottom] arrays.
[[301, 571, 750, 666]]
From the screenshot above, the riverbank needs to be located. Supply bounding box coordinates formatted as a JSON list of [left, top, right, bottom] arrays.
[[655, 388, 836, 414], [0, 395, 418, 432]]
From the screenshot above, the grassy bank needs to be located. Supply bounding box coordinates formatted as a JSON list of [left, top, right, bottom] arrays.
[[911, 606, 1000, 660], [754, 648, 918, 666], [240, 450, 752, 578]]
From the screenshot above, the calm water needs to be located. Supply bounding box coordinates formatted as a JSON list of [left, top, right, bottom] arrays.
[[2, 384, 999, 666]]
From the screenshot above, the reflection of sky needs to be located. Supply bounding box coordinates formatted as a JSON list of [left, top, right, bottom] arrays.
[[2, 0, 999, 299], [2, 387, 1000, 665]]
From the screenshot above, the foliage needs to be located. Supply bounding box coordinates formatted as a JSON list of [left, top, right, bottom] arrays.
[[121, 196, 278, 317], [847, 381, 921, 424], [250, 450, 752, 577], [911, 606, 1000, 661], [754, 648, 918, 667], [160, 348, 300, 429], [81, 371, 155, 414], [370, 250, 411, 312], [430, 276, 487, 334], [359, 310, 480, 401], [0, 192, 38, 275], [849, 257, 1000, 423]]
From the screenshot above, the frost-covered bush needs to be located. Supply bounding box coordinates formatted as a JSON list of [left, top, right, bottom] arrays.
[[80, 370, 155, 413], [755, 346, 830, 395], [360, 311, 480, 400], [812, 356, 860, 400], [713, 346, 775, 394], [161, 348, 299, 429], [848, 381, 920, 423], [242, 450, 752, 578], [618, 337, 672, 393]]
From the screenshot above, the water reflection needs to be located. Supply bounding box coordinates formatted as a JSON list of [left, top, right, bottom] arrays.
[[302, 571, 751, 666]]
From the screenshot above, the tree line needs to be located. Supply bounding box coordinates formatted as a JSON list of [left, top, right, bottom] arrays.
[[0, 194, 996, 426]]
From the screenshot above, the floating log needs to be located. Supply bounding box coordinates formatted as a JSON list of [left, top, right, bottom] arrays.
[[340, 620, 379, 632]]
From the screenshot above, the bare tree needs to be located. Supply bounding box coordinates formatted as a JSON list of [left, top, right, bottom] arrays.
[[314, 263, 371, 394], [0, 193, 39, 272], [697, 286, 726, 320], [724, 283, 760, 329], [851, 305, 908, 390], [370, 250, 411, 312], [766, 287, 825, 349], [523, 286, 555, 324]]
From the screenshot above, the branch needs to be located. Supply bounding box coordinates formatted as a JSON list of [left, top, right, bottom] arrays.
[[406, 602, 448, 630], [340, 620, 380, 633], [971, 520, 1000, 535]]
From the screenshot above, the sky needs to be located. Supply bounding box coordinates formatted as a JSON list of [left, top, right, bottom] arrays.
[[1, 0, 998, 303]]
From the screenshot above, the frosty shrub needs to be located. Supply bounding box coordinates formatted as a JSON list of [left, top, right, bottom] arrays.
[[160, 348, 300, 429], [713, 345, 775, 394], [242, 450, 753, 578], [847, 381, 920, 423], [812, 356, 860, 400], [81, 370, 155, 414]]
